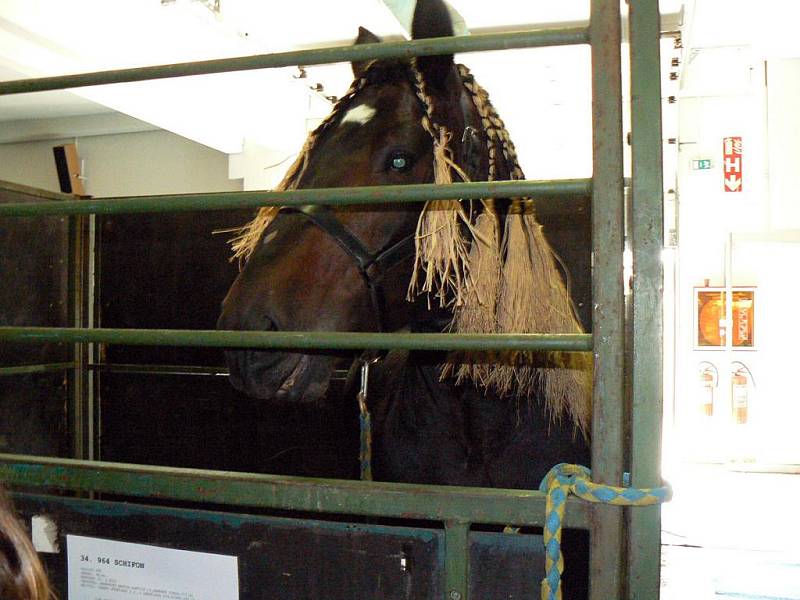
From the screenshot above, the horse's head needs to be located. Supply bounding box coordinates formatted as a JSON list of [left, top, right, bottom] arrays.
[[219, 0, 591, 434], [218, 0, 487, 402]]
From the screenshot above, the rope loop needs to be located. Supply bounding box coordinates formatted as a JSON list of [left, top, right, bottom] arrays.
[[538, 463, 672, 600]]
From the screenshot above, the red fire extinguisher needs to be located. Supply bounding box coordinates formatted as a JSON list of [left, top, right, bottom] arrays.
[[730, 362, 754, 425], [698, 362, 717, 417]]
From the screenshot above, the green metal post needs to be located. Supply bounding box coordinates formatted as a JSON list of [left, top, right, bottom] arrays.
[[444, 521, 470, 600], [628, 1, 665, 598], [67, 211, 93, 461], [590, 0, 627, 598]]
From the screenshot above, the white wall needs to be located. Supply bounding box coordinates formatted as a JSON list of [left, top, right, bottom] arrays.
[[0, 129, 242, 196], [766, 59, 800, 229], [672, 44, 800, 464]]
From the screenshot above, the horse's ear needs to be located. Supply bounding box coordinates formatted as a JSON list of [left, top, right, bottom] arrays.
[[352, 26, 382, 79], [412, 0, 454, 90]]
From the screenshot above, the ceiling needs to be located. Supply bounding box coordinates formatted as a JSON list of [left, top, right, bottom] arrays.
[[0, 0, 687, 152]]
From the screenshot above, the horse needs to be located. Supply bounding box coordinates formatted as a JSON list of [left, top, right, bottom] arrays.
[[218, 0, 591, 595]]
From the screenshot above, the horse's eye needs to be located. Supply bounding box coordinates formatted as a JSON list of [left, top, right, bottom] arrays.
[[387, 151, 413, 173]]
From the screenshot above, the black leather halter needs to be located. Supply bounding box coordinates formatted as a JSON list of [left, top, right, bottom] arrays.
[[279, 121, 482, 333], [283, 204, 416, 332]]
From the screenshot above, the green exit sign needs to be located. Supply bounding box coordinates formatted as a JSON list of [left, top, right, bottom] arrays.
[[692, 159, 712, 170]]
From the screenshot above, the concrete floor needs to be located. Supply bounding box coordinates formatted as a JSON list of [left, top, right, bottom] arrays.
[[660, 463, 800, 599]]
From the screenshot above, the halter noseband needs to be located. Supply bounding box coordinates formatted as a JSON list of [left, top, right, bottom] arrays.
[[283, 204, 416, 332]]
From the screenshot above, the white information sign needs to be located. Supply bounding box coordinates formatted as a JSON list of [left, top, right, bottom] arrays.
[[67, 534, 239, 600]]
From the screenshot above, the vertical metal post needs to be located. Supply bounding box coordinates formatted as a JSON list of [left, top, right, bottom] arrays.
[[444, 520, 469, 600], [67, 210, 95, 461], [590, 0, 626, 598], [628, 0, 665, 597]]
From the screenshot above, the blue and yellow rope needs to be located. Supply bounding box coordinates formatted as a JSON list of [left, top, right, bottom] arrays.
[[538, 463, 672, 600]]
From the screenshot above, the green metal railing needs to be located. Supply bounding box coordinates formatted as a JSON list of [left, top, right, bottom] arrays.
[[0, 29, 588, 96], [0, 327, 591, 353], [0, 179, 591, 216], [0, 2, 665, 598], [0, 454, 591, 529]]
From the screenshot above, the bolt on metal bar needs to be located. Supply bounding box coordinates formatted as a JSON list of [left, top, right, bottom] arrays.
[[0, 362, 76, 377], [0, 28, 588, 97], [0, 179, 591, 217], [0, 327, 592, 353], [0, 454, 591, 529]]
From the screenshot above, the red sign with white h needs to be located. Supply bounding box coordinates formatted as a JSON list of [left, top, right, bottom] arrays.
[[723, 136, 742, 192]]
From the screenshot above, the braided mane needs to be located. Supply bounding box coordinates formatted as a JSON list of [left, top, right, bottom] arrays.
[[229, 61, 592, 436]]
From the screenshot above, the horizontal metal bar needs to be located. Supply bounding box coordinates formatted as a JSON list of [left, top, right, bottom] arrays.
[[89, 363, 354, 382], [0, 179, 591, 217], [0, 362, 75, 376], [0, 454, 590, 529], [11, 492, 442, 543], [0, 327, 592, 353], [0, 28, 588, 96], [89, 363, 230, 377]]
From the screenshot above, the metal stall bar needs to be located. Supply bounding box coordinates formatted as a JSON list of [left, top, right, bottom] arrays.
[[67, 200, 94, 462], [627, 1, 665, 598], [0, 454, 590, 529], [589, 1, 626, 599], [0, 363, 75, 376], [444, 521, 470, 600], [0, 327, 591, 353], [0, 179, 592, 216], [0, 28, 588, 96]]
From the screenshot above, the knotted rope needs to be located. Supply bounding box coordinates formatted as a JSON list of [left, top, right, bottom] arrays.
[[538, 463, 672, 600]]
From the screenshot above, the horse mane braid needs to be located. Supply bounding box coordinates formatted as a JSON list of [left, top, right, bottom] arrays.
[[412, 63, 592, 437]]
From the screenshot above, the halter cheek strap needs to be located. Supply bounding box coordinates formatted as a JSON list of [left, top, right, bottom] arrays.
[[283, 204, 416, 332]]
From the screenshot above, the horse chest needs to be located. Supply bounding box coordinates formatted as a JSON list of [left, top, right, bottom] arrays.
[[371, 359, 588, 489]]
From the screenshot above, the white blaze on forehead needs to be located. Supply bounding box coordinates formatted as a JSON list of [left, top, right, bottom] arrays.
[[341, 103, 376, 126]]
